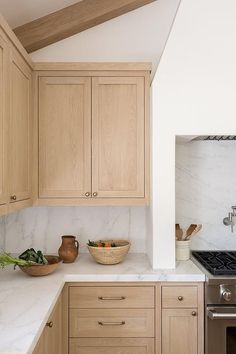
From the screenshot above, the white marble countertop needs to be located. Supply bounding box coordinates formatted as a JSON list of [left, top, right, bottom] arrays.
[[0, 253, 205, 354]]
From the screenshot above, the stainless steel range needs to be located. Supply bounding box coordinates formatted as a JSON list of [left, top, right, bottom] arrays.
[[192, 251, 236, 354]]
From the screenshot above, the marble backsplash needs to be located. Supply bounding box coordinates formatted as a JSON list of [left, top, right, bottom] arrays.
[[176, 140, 236, 250], [0, 206, 147, 254]]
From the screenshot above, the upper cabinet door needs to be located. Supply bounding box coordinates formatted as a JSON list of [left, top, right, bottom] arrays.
[[0, 35, 8, 207], [92, 77, 145, 198], [39, 77, 91, 198], [9, 50, 32, 203]]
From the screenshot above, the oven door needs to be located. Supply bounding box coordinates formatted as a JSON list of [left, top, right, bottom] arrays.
[[207, 306, 236, 354]]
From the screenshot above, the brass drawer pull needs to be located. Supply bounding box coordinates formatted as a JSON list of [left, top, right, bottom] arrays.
[[46, 321, 53, 328], [85, 192, 91, 197], [92, 192, 98, 197], [98, 296, 126, 301], [178, 296, 184, 301], [98, 321, 125, 326], [192, 311, 197, 317], [10, 195, 17, 201]]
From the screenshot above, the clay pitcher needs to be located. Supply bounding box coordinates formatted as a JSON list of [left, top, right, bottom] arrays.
[[58, 235, 79, 263]]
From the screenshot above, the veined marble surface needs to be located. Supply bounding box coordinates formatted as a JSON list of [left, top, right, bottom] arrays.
[[0, 206, 147, 254], [176, 141, 236, 250], [0, 253, 204, 354]]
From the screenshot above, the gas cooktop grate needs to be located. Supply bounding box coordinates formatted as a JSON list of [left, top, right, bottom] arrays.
[[192, 251, 236, 275]]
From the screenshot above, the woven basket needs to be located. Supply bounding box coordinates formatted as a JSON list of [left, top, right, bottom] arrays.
[[87, 240, 130, 265]]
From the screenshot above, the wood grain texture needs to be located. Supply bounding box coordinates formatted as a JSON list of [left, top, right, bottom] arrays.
[[34, 62, 152, 72], [9, 48, 32, 203], [14, 0, 156, 53], [161, 282, 204, 354], [92, 76, 145, 198], [69, 286, 154, 309], [69, 308, 154, 338], [38, 76, 92, 198], [32, 295, 62, 354], [162, 285, 198, 308], [162, 308, 198, 354], [0, 34, 8, 207], [70, 338, 154, 354]]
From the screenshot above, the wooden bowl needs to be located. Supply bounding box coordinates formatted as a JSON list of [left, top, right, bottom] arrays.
[[19, 255, 62, 276], [88, 240, 130, 265]]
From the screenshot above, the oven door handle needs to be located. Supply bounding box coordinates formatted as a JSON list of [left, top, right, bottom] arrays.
[[207, 309, 236, 320]]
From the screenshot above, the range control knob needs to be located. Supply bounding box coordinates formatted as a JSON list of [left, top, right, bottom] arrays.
[[222, 289, 232, 302]]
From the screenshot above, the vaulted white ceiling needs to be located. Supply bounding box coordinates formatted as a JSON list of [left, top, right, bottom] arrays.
[[0, 0, 180, 79]]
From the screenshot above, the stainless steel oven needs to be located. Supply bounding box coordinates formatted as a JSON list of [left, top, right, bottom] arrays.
[[207, 306, 236, 354], [191, 251, 236, 354]]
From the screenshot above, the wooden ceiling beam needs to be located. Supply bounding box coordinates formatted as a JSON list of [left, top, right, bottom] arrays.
[[13, 0, 156, 53]]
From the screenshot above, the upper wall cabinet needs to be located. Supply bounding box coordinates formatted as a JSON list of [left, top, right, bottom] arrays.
[[39, 77, 91, 198], [0, 34, 8, 214], [9, 49, 32, 204], [35, 65, 150, 206], [0, 17, 33, 216], [92, 77, 145, 198]]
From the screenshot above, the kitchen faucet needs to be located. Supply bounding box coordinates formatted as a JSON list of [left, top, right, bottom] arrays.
[[223, 206, 236, 232]]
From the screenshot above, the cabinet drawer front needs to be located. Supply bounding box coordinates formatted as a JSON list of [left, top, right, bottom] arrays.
[[69, 308, 154, 338], [69, 286, 154, 308], [70, 338, 154, 354], [162, 286, 198, 308]]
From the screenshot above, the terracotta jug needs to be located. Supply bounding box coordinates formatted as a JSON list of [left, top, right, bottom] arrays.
[[58, 235, 79, 263]]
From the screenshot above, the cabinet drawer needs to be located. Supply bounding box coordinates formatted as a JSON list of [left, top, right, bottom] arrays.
[[69, 308, 154, 338], [69, 286, 154, 308], [70, 338, 154, 354], [162, 286, 198, 308]]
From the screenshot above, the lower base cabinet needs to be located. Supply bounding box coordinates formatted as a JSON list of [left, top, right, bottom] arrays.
[[161, 283, 204, 354], [70, 338, 154, 354], [33, 295, 62, 354], [162, 309, 198, 354]]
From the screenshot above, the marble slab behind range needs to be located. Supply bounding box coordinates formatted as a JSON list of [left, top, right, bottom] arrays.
[[0, 206, 147, 254], [176, 140, 236, 250]]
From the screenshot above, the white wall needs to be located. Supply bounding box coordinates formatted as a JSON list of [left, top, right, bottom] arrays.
[[176, 140, 236, 250], [152, 0, 236, 268]]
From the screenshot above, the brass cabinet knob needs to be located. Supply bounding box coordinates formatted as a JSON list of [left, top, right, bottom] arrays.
[[178, 296, 183, 301], [191, 311, 197, 317], [85, 192, 91, 197], [92, 192, 98, 197], [10, 195, 17, 201], [46, 321, 53, 328]]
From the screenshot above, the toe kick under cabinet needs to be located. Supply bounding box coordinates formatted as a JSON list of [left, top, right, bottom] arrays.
[[67, 283, 157, 354], [33, 64, 150, 206]]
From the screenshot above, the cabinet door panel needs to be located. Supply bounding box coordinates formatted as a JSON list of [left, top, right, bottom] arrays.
[[44, 296, 62, 354], [162, 309, 198, 354], [9, 50, 31, 202], [70, 338, 154, 354], [92, 77, 145, 198], [0, 35, 7, 207], [39, 77, 91, 198]]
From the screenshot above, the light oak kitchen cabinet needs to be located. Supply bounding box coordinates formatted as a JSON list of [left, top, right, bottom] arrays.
[[9, 48, 32, 206], [33, 295, 62, 354], [161, 283, 204, 354], [67, 283, 155, 354], [34, 64, 150, 206], [0, 17, 33, 216], [0, 33, 8, 216]]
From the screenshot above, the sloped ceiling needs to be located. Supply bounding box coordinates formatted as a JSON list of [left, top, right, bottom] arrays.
[[0, 0, 180, 79]]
